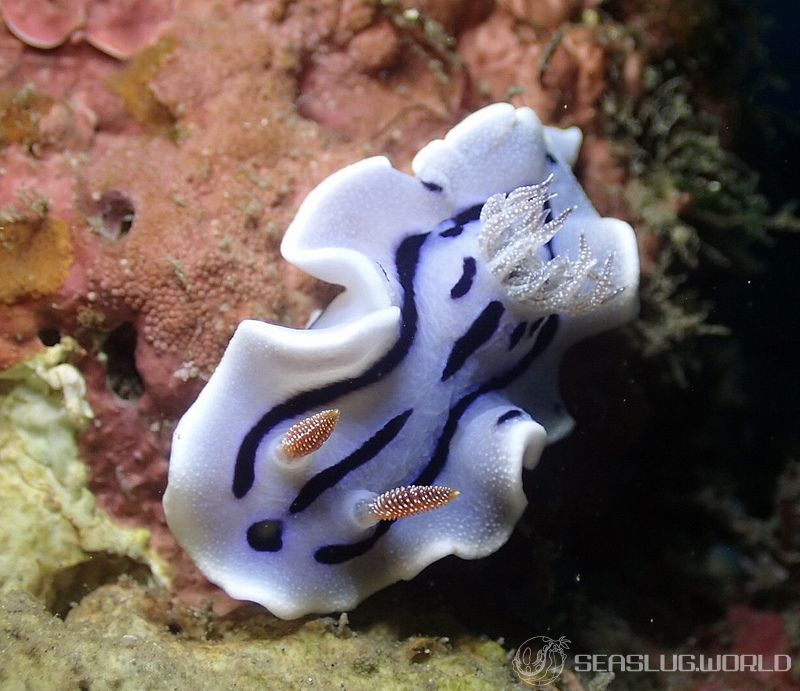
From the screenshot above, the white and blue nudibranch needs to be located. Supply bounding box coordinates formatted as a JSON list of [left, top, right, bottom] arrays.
[[164, 103, 640, 619]]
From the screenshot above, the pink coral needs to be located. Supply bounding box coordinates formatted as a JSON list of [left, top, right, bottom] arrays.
[[460, 5, 609, 129], [0, 0, 84, 50], [498, 0, 582, 31], [0, 0, 174, 59]]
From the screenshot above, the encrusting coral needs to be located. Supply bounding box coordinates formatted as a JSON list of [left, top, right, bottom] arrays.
[[0, 0, 175, 59]]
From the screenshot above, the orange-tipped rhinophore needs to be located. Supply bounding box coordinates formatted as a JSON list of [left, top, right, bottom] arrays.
[[279, 409, 340, 459]]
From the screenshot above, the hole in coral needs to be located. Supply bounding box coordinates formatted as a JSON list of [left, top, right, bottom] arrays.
[[102, 322, 144, 401], [166, 621, 183, 635], [49, 553, 152, 619], [98, 190, 135, 240], [38, 327, 61, 346]]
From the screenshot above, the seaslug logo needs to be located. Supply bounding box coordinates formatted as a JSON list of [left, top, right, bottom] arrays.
[[511, 632, 794, 684], [573, 653, 793, 673], [512, 636, 571, 687]]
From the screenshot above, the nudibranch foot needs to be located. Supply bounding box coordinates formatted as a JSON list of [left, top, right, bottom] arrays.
[[164, 102, 639, 619]]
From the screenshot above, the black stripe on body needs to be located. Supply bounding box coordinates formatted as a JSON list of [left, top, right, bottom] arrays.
[[450, 257, 476, 299], [527, 317, 544, 337], [441, 301, 505, 382], [290, 409, 413, 514], [418, 315, 557, 486], [496, 410, 523, 425], [439, 203, 483, 238], [314, 315, 559, 564], [315, 521, 392, 564], [233, 233, 429, 500], [439, 225, 463, 238], [508, 322, 527, 350]]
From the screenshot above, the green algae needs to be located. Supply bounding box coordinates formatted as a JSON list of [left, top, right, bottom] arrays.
[[601, 52, 798, 383], [0, 340, 167, 611]]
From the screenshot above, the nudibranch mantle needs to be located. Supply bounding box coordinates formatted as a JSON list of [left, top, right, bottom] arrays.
[[164, 104, 639, 619]]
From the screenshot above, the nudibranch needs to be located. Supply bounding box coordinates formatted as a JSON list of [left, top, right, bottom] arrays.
[[164, 103, 639, 619]]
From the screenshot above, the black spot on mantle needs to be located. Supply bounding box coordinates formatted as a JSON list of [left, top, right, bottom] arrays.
[[247, 520, 283, 552]]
